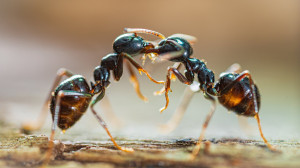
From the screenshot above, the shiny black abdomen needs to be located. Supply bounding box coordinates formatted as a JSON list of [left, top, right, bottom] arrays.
[[215, 73, 261, 116], [50, 75, 92, 130]]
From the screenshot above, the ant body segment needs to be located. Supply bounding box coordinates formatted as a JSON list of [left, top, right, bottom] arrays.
[[125, 28, 276, 158], [22, 30, 166, 165]]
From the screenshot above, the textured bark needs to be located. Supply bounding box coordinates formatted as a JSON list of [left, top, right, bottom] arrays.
[[1, 123, 300, 168]]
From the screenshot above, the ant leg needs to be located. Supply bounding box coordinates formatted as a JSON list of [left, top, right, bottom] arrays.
[[90, 89, 134, 153], [254, 114, 276, 151], [159, 81, 200, 134], [100, 96, 124, 129], [120, 52, 164, 85], [220, 71, 275, 151], [154, 63, 182, 95], [159, 66, 193, 113], [124, 59, 148, 102], [42, 90, 91, 166], [190, 93, 217, 159], [22, 68, 74, 133]]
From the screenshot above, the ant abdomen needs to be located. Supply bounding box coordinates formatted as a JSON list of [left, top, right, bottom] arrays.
[[50, 75, 92, 130], [216, 73, 261, 117]]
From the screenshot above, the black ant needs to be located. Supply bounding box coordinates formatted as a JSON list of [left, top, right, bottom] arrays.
[[21, 29, 167, 165], [125, 28, 276, 159]]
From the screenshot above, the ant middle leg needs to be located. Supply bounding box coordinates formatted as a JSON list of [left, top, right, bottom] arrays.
[[190, 93, 217, 159], [90, 89, 134, 153], [125, 59, 148, 102], [22, 68, 74, 133]]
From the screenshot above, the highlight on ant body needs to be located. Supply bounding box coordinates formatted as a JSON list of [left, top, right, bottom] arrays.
[[21, 29, 168, 165], [125, 28, 276, 159]]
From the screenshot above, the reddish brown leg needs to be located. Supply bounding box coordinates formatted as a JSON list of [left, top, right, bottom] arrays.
[[159, 82, 199, 133], [91, 90, 134, 153], [160, 66, 193, 113], [190, 93, 217, 159], [120, 53, 164, 85], [42, 90, 91, 166], [125, 60, 148, 102], [22, 68, 73, 133], [100, 96, 124, 129], [254, 114, 277, 151]]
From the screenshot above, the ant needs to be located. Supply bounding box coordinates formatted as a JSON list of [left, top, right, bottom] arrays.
[[21, 29, 167, 165], [124, 28, 276, 159]]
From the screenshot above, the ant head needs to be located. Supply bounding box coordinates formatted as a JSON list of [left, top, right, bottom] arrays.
[[157, 37, 193, 62], [113, 33, 154, 55]]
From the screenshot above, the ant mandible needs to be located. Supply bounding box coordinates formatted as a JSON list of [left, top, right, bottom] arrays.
[[124, 28, 276, 159], [22, 29, 167, 165]]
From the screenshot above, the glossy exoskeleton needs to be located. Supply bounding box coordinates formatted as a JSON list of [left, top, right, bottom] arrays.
[[124, 28, 276, 159], [22, 30, 166, 165]]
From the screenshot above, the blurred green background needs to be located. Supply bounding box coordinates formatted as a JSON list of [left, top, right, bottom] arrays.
[[0, 1, 299, 141]]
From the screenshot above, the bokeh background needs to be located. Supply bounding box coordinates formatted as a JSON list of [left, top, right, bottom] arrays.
[[0, 1, 299, 141]]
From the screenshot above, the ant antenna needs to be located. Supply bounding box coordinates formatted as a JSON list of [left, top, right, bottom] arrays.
[[124, 28, 166, 39]]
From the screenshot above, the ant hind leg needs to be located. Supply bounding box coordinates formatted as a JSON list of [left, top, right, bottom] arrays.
[[90, 89, 134, 153], [22, 68, 74, 133], [42, 90, 91, 166]]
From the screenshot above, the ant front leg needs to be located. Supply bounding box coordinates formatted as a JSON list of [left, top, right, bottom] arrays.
[[90, 89, 134, 153], [120, 52, 164, 85], [22, 68, 74, 133], [125, 59, 148, 102], [159, 65, 193, 113], [159, 81, 200, 134], [42, 90, 92, 166]]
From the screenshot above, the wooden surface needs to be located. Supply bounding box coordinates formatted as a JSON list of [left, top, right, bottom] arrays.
[[0, 122, 299, 168]]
